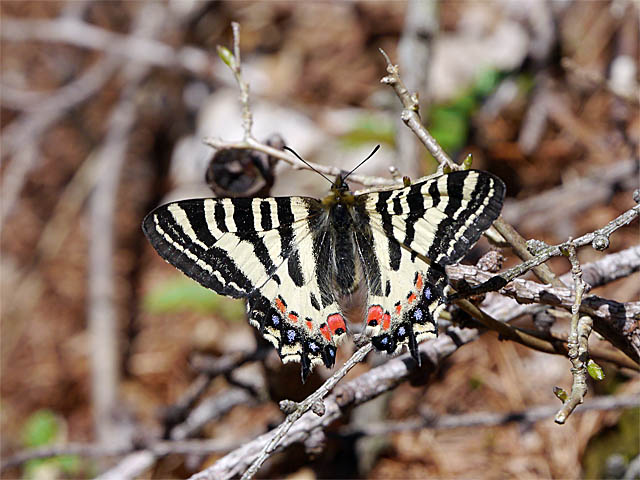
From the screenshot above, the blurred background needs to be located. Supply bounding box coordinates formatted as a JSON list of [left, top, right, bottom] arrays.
[[1, 1, 638, 479]]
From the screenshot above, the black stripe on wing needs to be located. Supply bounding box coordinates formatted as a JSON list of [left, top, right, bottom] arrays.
[[428, 171, 505, 266]]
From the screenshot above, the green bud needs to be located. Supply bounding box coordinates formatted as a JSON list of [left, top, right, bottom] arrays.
[[217, 46, 235, 69], [403, 176, 412, 187], [587, 359, 605, 380], [553, 386, 568, 402], [463, 154, 473, 170]]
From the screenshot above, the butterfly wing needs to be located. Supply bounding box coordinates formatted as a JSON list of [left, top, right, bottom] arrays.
[[143, 197, 346, 381], [355, 170, 505, 363]]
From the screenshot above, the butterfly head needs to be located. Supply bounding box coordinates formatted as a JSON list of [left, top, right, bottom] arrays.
[[322, 174, 355, 207]]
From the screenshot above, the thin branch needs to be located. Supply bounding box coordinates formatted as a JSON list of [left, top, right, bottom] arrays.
[[447, 262, 640, 365], [492, 217, 564, 288], [337, 394, 640, 436], [379, 48, 458, 172], [555, 244, 592, 424], [230, 22, 253, 139], [456, 203, 640, 300], [190, 328, 479, 480], [0, 17, 229, 85], [203, 137, 396, 188], [240, 343, 373, 480], [88, 3, 167, 445]]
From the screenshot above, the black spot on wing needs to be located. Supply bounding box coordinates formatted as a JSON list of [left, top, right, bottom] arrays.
[[310, 293, 321, 311]]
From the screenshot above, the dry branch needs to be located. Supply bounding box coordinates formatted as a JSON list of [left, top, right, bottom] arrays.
[[191, 328, 479, 480]]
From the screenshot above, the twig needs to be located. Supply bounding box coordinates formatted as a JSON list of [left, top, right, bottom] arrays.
[[378, 48, 564, 289], [555, 244, 592, 423], [378, 48, 458, 173], [562, 57, 639, 105], [501, 158, 638, 233], [203, 137, 395, 187], [207, 25, 395, 188], [239, 343, 373, 480], [447, 260, 640, 364], [190, 328, 480, 480], [492, 217, 564, 287], [231, 22, 252, 139], [0, 17, 230, 86], [338, 394, 640, 436], [456, 202, 640, 300], [88, 3, 166, 445]]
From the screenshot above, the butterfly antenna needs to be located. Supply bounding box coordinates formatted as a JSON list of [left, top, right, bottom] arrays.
[[343, 144, 380, 181], [283, 146, 333, 185]]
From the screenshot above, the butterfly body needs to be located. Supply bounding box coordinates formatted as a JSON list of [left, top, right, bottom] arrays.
[[143, 169, 505, 381]]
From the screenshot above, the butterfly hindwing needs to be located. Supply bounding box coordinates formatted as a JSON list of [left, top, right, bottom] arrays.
[[143, 196, 347, 381]]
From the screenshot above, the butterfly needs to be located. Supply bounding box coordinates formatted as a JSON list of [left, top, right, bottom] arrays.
[[143, 160, 505, 381]]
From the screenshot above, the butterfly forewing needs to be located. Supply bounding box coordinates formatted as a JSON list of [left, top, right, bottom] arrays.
[[143, 196, 347, 381]]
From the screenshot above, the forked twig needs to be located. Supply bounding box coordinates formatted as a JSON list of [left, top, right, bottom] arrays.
[[555, 244, 593, 423], [240, 344, 373, 480]]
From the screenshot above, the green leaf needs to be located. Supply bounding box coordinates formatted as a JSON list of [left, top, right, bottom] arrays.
[[340, 115, 395, 147], [22, 410, 59, 448], [587, 359, 605, 381], [143, 276, 245, 321]]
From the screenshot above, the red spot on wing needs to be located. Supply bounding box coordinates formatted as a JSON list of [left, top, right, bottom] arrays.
[[408, 293, 417, 304], [320, 323, 331, 341], [367, 305, 383, 326], [288, 313, 298, 322], [275, 298, 286, 313], [416, 273, 423, 290], [327, 313, 346, 335], [306, 320, 313, 330], [395, 304, 402, 314], [382, 313, 391, 330]]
